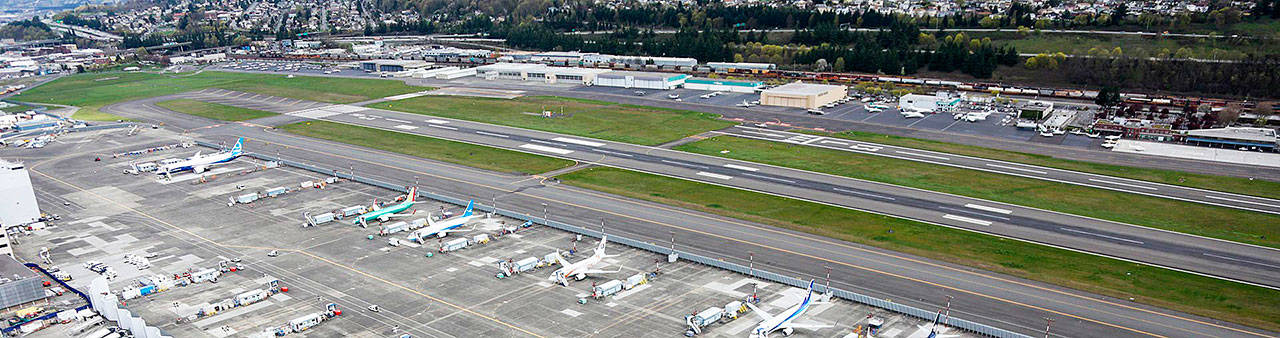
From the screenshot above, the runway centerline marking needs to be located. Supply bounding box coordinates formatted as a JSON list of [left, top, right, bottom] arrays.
[[591, 149, 634, 157], [985, 163, 1048, 175], [474, 131, 509, 138], [894, 151, 950, 161], [1203, 195, 1278, 208], [425, 119, 450, 124], [661, 159, 710, 170], [1088, 178, 1158, 191], [833, 187, 896, 200], [428, 124, 458, 131], [1059, 228, 1145, 245], [943, 214, 993, 226], [742, 172, 797, 184], [1202, 253, 1280, 270]]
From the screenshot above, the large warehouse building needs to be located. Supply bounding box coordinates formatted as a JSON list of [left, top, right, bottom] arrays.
[[759, 82, 847, 109], [593, 71, 689, 90], [475, 63, 611, 85], [0, 159, 39, 228], [360, 60, 432, 72], [683, 78, 764, 93]]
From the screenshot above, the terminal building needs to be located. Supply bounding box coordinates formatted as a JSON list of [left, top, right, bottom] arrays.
[[475, 63, 611, 85], [683, 78, 764, 93], [1183, 127, 1278, 151], [759, 82, 847, 109], [593, 71, 689, 90], [360, 60, 432, 73]]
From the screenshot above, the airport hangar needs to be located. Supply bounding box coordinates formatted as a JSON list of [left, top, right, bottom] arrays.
[[759, 82, 847, 109]]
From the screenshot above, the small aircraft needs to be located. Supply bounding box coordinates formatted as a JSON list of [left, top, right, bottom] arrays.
[[746, 280, 833, 337], [354, 187, 420, 226], [901, 111, 926, 118], [547, 235, 620, 286], [963, 111, 992, 122], [737, 100, 754, 107], [157, 137, 243, 176], [408, 200, 479, 241]]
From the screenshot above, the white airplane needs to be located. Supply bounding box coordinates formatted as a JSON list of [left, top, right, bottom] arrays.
[[547, 236, 620, 286], [408, 200, 479, 241], [746, 280, 833, 337], [917, 306, 961, 338], [864, 104, 886, 113], [157, 137, 243, 176], [901, 111, 926, 118], [963, 111, 991, 122]]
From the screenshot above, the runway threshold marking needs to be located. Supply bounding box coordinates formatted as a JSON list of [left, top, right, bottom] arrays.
[[552, 137, 606, 147], [1203, 195, 1278, 208], [1088, 178, 1158, 191], [985, 163, 1048, 175], [696, 171, 733, 180], [943, 214, 993, 226], [1059, 228, 1145, 245], [27, 168, 544, 338], [964, 204, 1013, 215], [245, 132, 1256, 338], [519, 144, 574, 155]]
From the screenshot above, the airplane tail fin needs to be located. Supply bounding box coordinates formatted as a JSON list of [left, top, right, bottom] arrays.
[[461, 200, 474, 217], [229, 137, 244, 156], [802, 280, 816, 303], [407, 187, 418, 203], [596, 235, 609, 254]]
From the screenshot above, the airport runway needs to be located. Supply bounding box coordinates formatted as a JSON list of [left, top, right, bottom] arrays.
[[99, 93, 1280, 337], [106, 90, 1280, 290]]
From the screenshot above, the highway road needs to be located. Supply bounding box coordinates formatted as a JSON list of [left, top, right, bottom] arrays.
[[97, 93, 1280, 338], [108, 89, 1280, 289]]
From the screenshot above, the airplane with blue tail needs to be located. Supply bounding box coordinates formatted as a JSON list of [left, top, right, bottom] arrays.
[[407, 200, 480, 241], [157, 137, 243, 176], [746, 280, 833, 337]]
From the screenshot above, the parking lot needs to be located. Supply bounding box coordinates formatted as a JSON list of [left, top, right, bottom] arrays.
[[11, 129, 970, 338]]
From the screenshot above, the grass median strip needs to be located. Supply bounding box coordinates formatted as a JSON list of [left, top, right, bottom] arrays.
[[816, 130, 1280, 200], [676, 136, 1280, 248], [12, 71, 423, 121], [556, 166, 1280, 331], [369, 95, 734, 146], [278, 120, 574, 175], [155, 99, 277, 121]]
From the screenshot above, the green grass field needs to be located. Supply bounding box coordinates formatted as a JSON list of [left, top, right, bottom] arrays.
[[11, 71, 424, 121], [278, 121, 574, 175], [155, 99, 277, 121], [676, 136, 1279, 248], [816, 130, 1280, 200], [0, 104, 34, 113], [557, 166, 1280, 332], [369, 95, 735, 146], [969, 32, 1278, 60]]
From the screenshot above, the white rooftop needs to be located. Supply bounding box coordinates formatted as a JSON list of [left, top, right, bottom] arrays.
[[764, 82, 846, 96], [1185, 127, 1278, 143]]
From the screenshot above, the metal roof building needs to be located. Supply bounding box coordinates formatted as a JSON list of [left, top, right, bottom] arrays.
[[593, 71, 689, 90], [1184, 127, 1279, 150], [760, 82, 847, 109], [475, 63, 611, 85], [683, 78, 764, 93], [360, 59, 432, 72], [0, 255, 46, 310]]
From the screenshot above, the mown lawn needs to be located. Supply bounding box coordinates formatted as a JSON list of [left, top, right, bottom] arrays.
[[12, 71, 424, 121], [817, 130, 1280, 200], [155, 99, 277, 121], [369, 95, 734, 146], [278, 120, 575, 175], [557, 166, 1280, 332]]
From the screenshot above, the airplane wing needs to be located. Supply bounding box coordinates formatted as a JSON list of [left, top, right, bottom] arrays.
[[743, 302, 775, 322], [580, 268, 621, 274], [781, 321, 833, 330]]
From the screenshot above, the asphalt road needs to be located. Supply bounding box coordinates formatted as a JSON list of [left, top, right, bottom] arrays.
[[111, 89, 1280, 289], [99, 92, 1279, 337]]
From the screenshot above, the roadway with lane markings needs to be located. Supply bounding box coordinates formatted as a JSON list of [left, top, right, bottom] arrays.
[[101, 91, 1279, 338]]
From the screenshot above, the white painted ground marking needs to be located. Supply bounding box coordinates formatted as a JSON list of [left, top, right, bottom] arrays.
[[894, 150, 951, 161], [724, 164, 759, 172], [833, 187, 897, 200], [985, 163, 1048, 175], [475, 131, 508, 138], [393, 125, 418, 130], [661, 159, 709, 169], [1202, 253, 1280, 270], [799, 136, 822, 145], [425, 119, 450, 124], [1203, 195, 1279, 208], [591, 149, 634, 157], [428, 124, 458, 131], [385, 118, 411, 124], [1088, 178, 1158, 191], [736, 129, 788, 138], [818, 140, 849, 146], [937, 206, 1011, 221], [696, 172, 733, 180], [519, 144, 574, 155], [1059, 228, 1145, 245], [560, 309, 583, 317], [613, 284, 651, 300], [964, 204, 1013, 214], [743, 172, 797, 184], [943, 214, 993, 226], [552, 137, 606, 147]]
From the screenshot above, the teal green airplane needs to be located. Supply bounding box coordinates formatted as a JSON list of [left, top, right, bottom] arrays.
[[354, 187, 419, 226]]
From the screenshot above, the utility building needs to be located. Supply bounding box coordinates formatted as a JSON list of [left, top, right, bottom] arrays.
[[759, 82, 847, 109], [0, 159, 40, 227], [593, 71, 688, 90]]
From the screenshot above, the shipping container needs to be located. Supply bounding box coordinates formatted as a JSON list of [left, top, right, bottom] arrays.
[[266, 186, 288, 197], [442, 238, 468, 252], [310, 212, 335, 225], [340, 206, 366, 217], [593, 280, 623, 297], [691, 307, 725, 327], [236, 193, 258, 204], [380, 221, 409, 235], [514, 257, 538, 273]]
